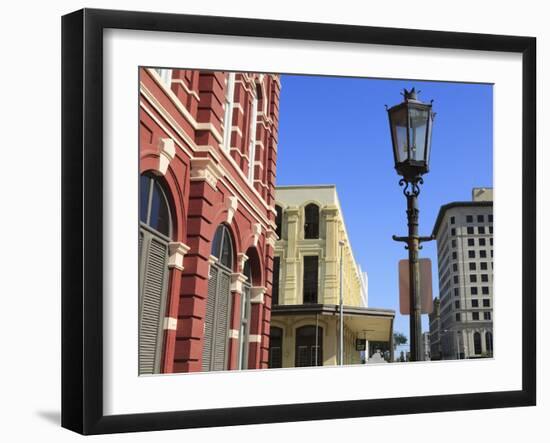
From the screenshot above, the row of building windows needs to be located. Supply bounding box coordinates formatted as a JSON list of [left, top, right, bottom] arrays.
[[467, 238, 493, 247], [467, 249, 489, 258], [451, 266, 492, 281], [470, 286, 491, 295], [449, 214, 493, 224], [470, 274, 491, 282], [455, 299, 491, 308], [274, 203, 320, 240], [452, 252, 492, 262], [467, 259, 493, 270], [450, 226, 493, 236], [453, 259, 492, 271], [455, 312, 492, 322]]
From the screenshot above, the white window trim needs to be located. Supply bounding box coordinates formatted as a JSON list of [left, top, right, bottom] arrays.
[[248, 93, 258, 184], [222, 73, 236, 152], [154, 68, 172, 88]]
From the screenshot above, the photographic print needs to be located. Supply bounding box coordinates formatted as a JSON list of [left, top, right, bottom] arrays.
[[138, 67, 493, 375], [62, 9, 535, 433]]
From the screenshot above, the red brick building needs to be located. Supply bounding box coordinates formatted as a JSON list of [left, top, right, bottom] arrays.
[[138, 68, 280, 374]]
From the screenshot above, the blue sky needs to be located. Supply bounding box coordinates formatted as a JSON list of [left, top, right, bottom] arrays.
[[276, 74, 493, 348]]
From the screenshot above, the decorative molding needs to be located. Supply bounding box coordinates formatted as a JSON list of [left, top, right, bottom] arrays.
[[194, 144, 221, 163], [196, 122, 224, 143], [168, 242, 190, 270], [163, 317, 178, 331], [171, 78, 200, 101], [226, 195, 239, 224], [208, 255, 218, 278], [231, 125, 243, 137], [237, 253, 249, 271], [157, 138, 176, 175], [266, 228, 279, 247], [142, 75, 223, 144], [250, 286, 267, 304], [142, 75, 274, 231], [228, 329, 240, 339], [231, 273, 248, 293], [248, 334, 262, 343], [321, 204, 339, 217], [190, 157, 224, 189], [253, 223, 262, 247]]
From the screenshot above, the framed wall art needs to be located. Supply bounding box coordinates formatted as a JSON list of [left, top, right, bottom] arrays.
[[61, 8, 536, 435]]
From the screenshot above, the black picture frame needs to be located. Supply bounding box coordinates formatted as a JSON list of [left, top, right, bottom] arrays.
[[61, 8, 536, 435]]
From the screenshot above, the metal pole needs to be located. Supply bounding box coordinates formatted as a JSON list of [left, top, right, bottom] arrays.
[[455, 331, 460, 359], [339, 240, 345, 366], [406, 193, 423, 362], [315, 313, 319, 366]]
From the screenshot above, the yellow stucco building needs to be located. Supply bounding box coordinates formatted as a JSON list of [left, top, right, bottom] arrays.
[[268, 185, 395, 368]]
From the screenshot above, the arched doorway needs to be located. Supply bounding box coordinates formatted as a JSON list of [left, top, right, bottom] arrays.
[[139, 173, 173, 375], [202, 224, 234, 371], [295, 325, 323, 367]]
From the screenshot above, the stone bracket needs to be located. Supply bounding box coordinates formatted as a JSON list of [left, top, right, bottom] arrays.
[[168, 242, 191, 270], [157, 138, 176, 175]]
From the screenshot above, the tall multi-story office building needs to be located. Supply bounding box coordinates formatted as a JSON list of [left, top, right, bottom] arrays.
[[430, 188, 494, 359], [268, 185, 395, 368]]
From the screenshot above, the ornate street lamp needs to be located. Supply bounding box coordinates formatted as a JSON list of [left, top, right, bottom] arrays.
[[387, 88, 436, 362]]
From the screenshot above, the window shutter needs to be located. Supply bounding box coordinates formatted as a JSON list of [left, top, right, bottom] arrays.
[[202, 266, 218, 371], [239, 284, 251, 369], [139, 234, 169, 375], [213, 271, 231, 370]]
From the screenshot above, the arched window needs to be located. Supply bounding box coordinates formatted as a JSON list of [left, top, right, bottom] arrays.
[[304, 203, 319, 239], [140, 173, 172, 238], [211, 224, 234, 269], [296, 325, 323, 367], [269, 327, 283, 368], [473, 332, 482, 355], [138, 173, 173, 375], [485, 331, 493, 355], [275, 205, 283, 239], [202, 225, 235, 371]]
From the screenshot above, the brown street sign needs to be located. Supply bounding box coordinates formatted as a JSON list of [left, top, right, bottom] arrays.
[[398, 258, 433, 315]]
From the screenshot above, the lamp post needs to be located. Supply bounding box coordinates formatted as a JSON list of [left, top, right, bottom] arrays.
[[339, 239, 345, 366], [387, 88, 436, 362]]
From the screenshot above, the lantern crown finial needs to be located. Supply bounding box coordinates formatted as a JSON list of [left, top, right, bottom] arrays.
[[402, 87, 421, 101]]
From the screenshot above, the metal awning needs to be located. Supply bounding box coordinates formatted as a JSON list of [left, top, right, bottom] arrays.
[[271, 304, 395, 342]]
